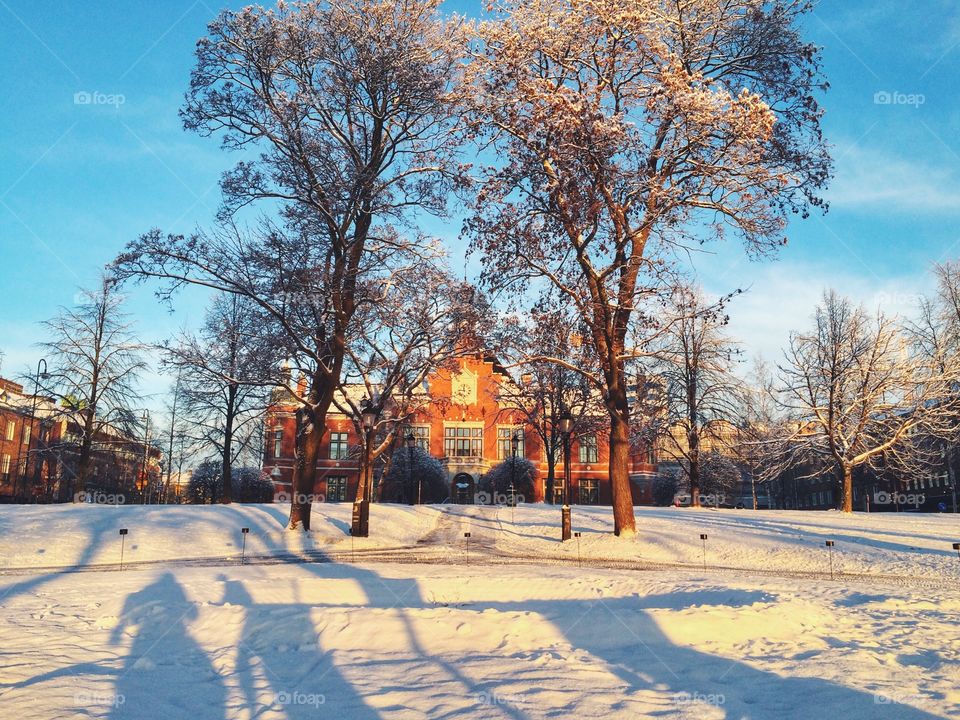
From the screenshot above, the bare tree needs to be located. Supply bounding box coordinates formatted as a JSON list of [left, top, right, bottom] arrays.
[[464, 0, 831, 535], [39, 277, 147, 499], [331, 255, 478, 509], [647, 286, 742, 507], [908, 261, 960, 511], [733, 358, 784, 510], [776, 290, 956, 512], [163, 294, 277, 504], [493, 308, 603, 503], [113, 0, 465, 529]]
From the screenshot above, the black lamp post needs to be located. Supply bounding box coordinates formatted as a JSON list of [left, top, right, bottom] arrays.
[[13, 358, 47, 501], [558, 407, 573, 541], [352, 403, 377, 537], [406, 432, 417, 504], [509, 430, 520, 507]]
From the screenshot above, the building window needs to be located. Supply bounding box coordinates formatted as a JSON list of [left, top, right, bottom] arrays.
[[272, 429, 283, 458], [329, 432, 350, 460], [444, 426, 483, 458], [579, 478, 599, 505], [497, 427, 524, 460], [553, 478, 565, 504], [0, 454, 9, 476], [5, 421, 14, 441], [405, 425, 430, 452], [578, 434, 598, 464], [326, 476, 347, 502]]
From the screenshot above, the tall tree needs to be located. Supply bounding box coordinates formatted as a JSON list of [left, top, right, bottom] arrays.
[[39, 277, 146, 499], [648, 286, 742, 507], [464, 0, 831, 535], [163, 294, 276, 504], [332, 255, 480, 508], [776, 290, 956, 512], [909, 261, 960, 504], [733, 358, 783, 510], [494, 308, 602, 503], [113, 0, 465, 529]]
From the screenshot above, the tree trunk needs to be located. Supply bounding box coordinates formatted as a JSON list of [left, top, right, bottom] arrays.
[[545, 455, 555, 505], [76, 407, 96, 500], [841, 464, 853, 513], [220, 385, 236, 504], [606, 382, 636, 537], [689, 440, 701, 509], [289, 406, 323, 530]]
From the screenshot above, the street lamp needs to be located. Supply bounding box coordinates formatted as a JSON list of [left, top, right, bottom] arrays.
[[352, 402, 378, 537], [13, 358, 47, 502], [558, 407, 574, 541], [406, 432, 418, 505], [509, 429, 520, 507]]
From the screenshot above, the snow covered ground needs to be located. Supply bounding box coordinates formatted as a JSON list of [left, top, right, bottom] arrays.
[[1, 504, 958, 718]]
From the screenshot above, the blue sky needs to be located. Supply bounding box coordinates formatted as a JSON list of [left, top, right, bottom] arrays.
[[1, 0, 959, 408]]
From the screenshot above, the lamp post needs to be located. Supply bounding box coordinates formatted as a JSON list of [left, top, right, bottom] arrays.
[[558, 408, 573, 541], [352, 403, 377, 537], [406, 432, 418, 505], [13, 358, 47, 501], [509, 430, 520, 507]]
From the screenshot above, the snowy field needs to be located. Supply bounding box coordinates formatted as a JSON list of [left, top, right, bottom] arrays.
[[0, 504, 958, 719]]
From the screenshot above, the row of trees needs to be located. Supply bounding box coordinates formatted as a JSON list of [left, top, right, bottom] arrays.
[[635, 263, 960, 514], [100, 0, 832, 536]]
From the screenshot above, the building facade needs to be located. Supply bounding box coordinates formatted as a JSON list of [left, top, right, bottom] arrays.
[[263, 353, 658, 506], [0, 375, 162, 503]]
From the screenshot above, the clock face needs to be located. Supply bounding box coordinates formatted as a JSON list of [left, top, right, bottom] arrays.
[[451, 367, 478, 406]]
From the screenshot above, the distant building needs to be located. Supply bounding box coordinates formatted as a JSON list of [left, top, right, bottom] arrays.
[[263, 353, 658, 506], [0, 375, 162, 503]]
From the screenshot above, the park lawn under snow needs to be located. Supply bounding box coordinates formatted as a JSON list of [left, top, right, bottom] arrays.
[[0, 503, 958, 583], [1, 506, 959, 718]]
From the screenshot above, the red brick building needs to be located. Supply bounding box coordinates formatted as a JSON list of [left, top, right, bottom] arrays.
[[0, 375, 162, 503], [263, 354, 658, 505]]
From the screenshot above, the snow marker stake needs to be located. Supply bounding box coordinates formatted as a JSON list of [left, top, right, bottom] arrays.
[[464, 532, 471, 563], [241, 527, 249, 565], [574, 532, 582, 568], [825, 540, 835, 580], [699, 534, 707, 570], [118, 528, 128, 571], [953, 542, 959, 561]]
